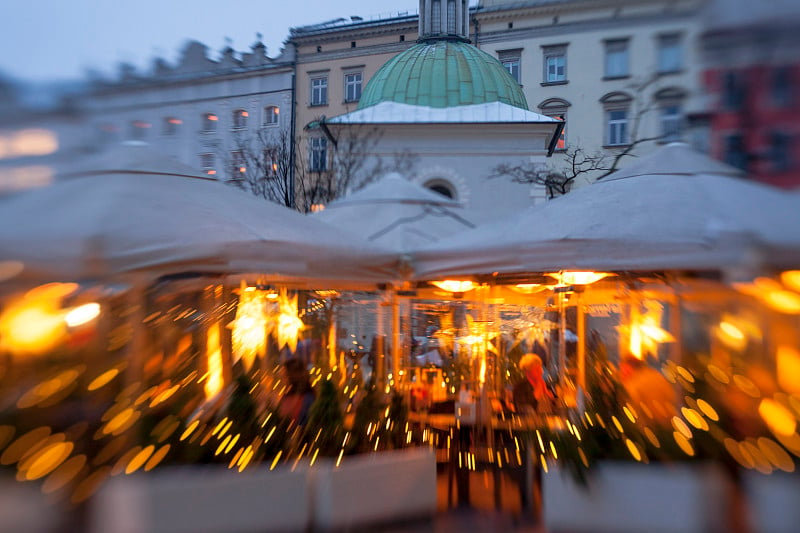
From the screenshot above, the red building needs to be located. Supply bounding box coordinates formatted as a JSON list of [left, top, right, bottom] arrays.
[[700, 0, 800, 189]]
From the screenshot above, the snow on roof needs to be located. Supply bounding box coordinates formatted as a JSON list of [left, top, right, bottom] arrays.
[[323, 101, 560, 125]]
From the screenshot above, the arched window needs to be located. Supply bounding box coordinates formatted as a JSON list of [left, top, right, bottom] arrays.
[[538, 98, 571, 151], [424, 178, 456, 199], [600, 92, 632, 146]]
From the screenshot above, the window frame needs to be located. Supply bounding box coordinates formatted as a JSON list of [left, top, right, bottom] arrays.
[[230, 149, 247, 179], [310, 76, 328, 107], [542, 44, 567, 84], [498, 49, 522, 85], [604, 38, 630, 79], [232, 109, 249, 130], [202, 113, 218, 133], [263, 105, 280, 126], [200, 153, 216, 176], [657, 33, 682, 74], [344, 72, 363, 103], [310, 137, 328, 172]]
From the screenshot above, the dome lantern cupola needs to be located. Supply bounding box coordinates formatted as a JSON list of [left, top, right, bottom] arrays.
[[419, 0, 470, 42]]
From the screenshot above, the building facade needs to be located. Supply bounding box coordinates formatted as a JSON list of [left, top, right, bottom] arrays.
[[698, 0, 800, 188]]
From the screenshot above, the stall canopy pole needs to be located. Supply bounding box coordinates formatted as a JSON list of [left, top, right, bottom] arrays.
[[391, 290, 400, 387], [576, 290, 586, 413]]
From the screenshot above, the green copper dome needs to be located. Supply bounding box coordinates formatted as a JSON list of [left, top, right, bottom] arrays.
[[358, 40, 529, 110]]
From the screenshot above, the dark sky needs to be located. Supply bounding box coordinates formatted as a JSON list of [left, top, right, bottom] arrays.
[[0, 0, 420, 82]]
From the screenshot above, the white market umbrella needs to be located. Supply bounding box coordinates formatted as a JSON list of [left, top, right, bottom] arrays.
[[0, 143, 399, 285], [312, 173, 476, 254], [412, 143, 800, 278]]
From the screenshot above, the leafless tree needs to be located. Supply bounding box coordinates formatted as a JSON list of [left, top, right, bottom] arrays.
[[490, 74, 665, 199]]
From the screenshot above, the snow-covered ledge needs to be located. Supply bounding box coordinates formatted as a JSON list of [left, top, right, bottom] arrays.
[[543, 461, 731, 533]]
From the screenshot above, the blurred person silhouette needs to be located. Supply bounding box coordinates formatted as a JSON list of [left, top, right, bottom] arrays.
[[278, 358, 315, 426], [513, 353, 555, 416], [619, 354, 676, 426]]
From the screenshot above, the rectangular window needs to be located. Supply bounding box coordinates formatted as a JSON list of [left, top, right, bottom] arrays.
[[447, 0, 456, 33], [202, 113, 218, 133], [542, 45, 567, 83], [200, 153, 216, 176], [311, 77, 328, 106], [263, 106, 280, 125], [432, 0, 441, 33], [502, 58, 521, 83], [163, 117, 181, 135], [772, 66, 793, 108], [607, 109, 628, 146], [723, 134, 747, 170], [604, 39, 629, 78], [231, 150, 246, 178], [770, 131, 792, 172], [657, 34, 682, 74], [232, 109, 248, 129], [723, 71, 745, 110], [130, 120, 150, 140], [345, 72, 363, 102], [498, 49, 522, 84], [661, 105, 682, 142], [264, 149, 279, 178], [310, 137, 328, 171]]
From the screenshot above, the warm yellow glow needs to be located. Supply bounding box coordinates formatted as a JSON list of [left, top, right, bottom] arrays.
[[275, 289, 305, 353], [764, 290, 800, 314], [696, 399, 719, 421], [229, 282, 270, 371], [0, 293, 67, 355], [430, 280, 477, 293], [0, 128, 58, 159], [777, 345, 800, 393], [780, 270, 800, 292], [547, 271, 612, 285], [759, 398, 797, 437], [23, 441, 74, 480], [510, 283, 550, 294], [88, 368, 121, 391], [205, 325, 224, 400], [64, 302, 100, 327], [638, 323, 675, 343]]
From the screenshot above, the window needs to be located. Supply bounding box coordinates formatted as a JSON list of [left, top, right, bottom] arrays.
[[604, 39, 629, 78], [539, 98, 571, 152], [607, 110, 628, 146], [657, 34, 682, 74], [601, 92, 631, 146], [723, 71, 745, 110], [232, 109, 248, 129], [424, 179, 456, 199], [311, 76, 328, 106], [660, 104, 682, 142], [202, 113, 218, 133], [163, 117, 181, 135], [310, 137, 327, 171], [432, 0, 441, 33], [447, 0, 456, 34], [263, 149, 279, 178], [200, 153, 216, 176], [723, 134, 747, 170], [263, 106, 280, 126], [542, 45, 567, 84], [770, 131, 792, 173], [231, 150, 246, 178], [498, 49, 522, 84], [130, 120, 151, 140], [345, 72, 363, 103], [772, 66, 793, 108]]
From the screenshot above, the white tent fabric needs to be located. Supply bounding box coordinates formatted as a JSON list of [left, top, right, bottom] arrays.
[[412, 143, 800, 278], [312, 173, 476, 254], [0, 143, 399, 285]]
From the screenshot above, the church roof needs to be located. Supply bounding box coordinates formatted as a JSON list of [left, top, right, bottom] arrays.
[[357, 40, 529, 110]]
